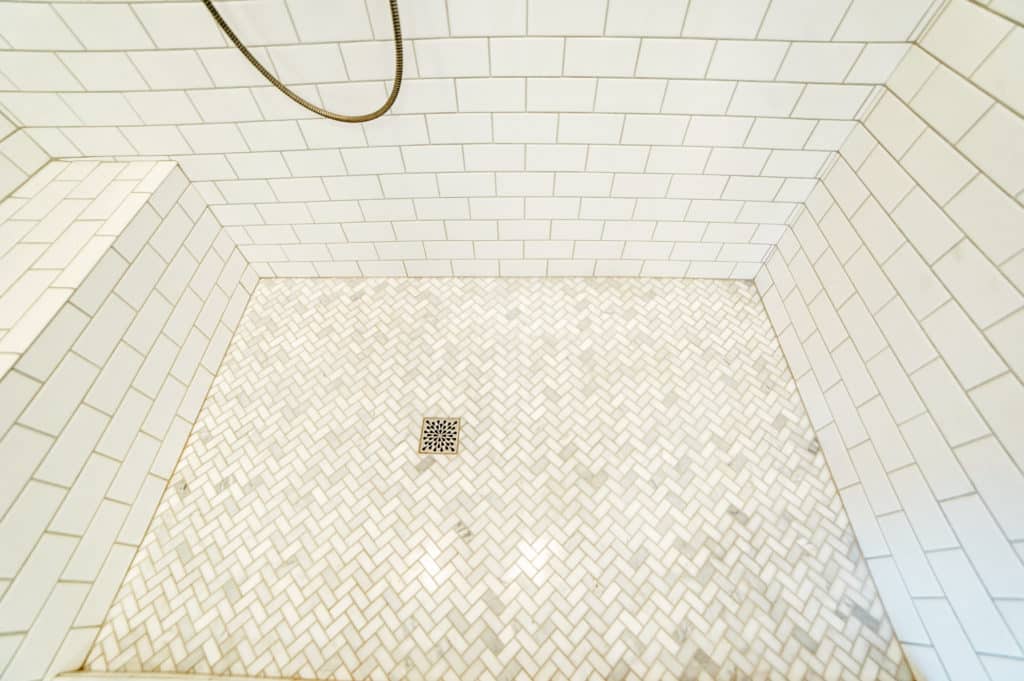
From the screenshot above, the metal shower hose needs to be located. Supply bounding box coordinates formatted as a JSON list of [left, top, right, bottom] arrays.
[[201, 0, 403, 122]]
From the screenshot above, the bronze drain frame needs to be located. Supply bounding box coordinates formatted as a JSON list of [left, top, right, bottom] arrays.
[[418, 417, 461, 455]]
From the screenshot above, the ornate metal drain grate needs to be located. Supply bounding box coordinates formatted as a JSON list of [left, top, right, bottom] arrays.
[[418, 417, 461, 455]]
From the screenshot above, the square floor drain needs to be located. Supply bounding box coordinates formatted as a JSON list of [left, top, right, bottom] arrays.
[[418, 417, 461, 455]]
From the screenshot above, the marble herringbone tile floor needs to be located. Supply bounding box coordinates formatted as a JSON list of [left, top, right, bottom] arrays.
[[85, 278, 910, 681]]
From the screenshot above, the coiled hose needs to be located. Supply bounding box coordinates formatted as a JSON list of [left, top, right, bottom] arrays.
[[201, 0, 403, 122]]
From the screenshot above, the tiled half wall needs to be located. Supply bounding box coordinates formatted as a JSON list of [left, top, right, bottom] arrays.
[[0, 160, 257, 680]]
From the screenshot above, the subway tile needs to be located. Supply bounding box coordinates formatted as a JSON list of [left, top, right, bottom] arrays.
[[841, 486, 889, 556], [18, 353, 99, 436], [0, 533, 77, 631], [834, 0, 935, 41], [684, 0, 770, 39], [865, 92, 925, 159], [707, 41, 788, 80], [838, 117, 877, 169], [0, 3, 81, 49], [882, 245, 948, 322], [55, 4, 152, 49], [635, 39, 714, 78], [825, 383, 868, 447], [879, 513, 942, 597], [746, 118, 815, 150], [73, 295, 135, 367], [489, 37, 565, 76], [134, 2, 227, 48], [872, 296, 937, 374], [981, 653, 1024, 681], [846, 43, 909, 84], [2, 582, 88, 681], [389, 79, 457, 115], [595, 79, 667, 113], [213, 0, 297, 44], [902, 645, 950, 681], [959, 104, 1024, 198], [75, 544, 135, 627], [921, 0, 1012, 75], [621, 116, 688, 146], [606, 0, 687, 36], [526, 79, 597, 113], [943, 495, 1024, 597], [96, 389, 153, 462], [761, 150, 828, 178], [901, 130, 976, 205], [859, 147, 914, 212], [934, 240, 1021, 330], [15, 305, 89, 382], [0, 425, 50, 521], [62, 500, 128, 582], [426, 114, 492, 143], [945, 175, 1024, 266], [832, 340, 877, 406], [837, 295, 886, 360], [0, 480, 63, 581], [888, 46, 937, 101], [915, 599, 988, 681], [792, 85, 873, 119], [973, 27, 1024, 115], [824, 159, 868, 216], [777, 43, 860, 82], [493, 114, 558, 143], [868, 557, 930, 644], [922, 301, 1005, 389], [817, 204, 860, 263], [911, 359, 988, 447], [844, 248, 894, 314], [527, 0, 606, 36], [970, 373, 1024, 473], [705, 149, 769, 175], [448, 0, 525, 36], [910, 65, 991, 143], [35, 405, 110, 488], [859, 395, 913, 470], [457, 78, 526, 112], [956, 436, 1024, 541], [996, 601, 1024, 659], [891, 188, 961, 265], [564, 38, 639, 77], [728, 83, 803, 117], [663, 82, 736, 115], [806, 120, 857, 151], [867, 349, 925, 423]]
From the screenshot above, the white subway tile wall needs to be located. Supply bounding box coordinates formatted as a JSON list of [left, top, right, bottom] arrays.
[[0, 0, 947, 277], [755, 4, 1024, 678], [0, 161, 257, 680]]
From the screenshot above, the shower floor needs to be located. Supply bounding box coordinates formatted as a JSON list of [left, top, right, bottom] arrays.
[[85, 278, 909, 681]]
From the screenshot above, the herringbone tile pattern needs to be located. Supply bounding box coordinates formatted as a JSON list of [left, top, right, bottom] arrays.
[[86, 278, 910, 681]]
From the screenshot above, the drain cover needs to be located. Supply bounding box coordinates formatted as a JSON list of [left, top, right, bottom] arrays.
[[418, 417, 461, 455]]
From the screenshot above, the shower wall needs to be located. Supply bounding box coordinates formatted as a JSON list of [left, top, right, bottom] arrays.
[[0, 0, 947, 280], [0, 162, 256, 680], [757, 5, 1024, 679]]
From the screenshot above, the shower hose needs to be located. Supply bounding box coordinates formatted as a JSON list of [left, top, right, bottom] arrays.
[[201, 0, 403, 122]]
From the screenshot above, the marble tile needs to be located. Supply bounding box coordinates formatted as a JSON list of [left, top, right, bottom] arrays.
[[87, 278, 909, 681]]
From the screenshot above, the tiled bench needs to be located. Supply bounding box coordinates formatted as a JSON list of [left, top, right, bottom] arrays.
[[0, 160, 256, 681]]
